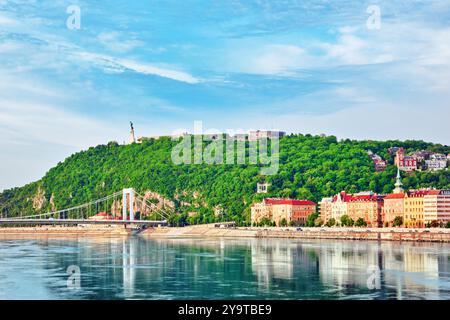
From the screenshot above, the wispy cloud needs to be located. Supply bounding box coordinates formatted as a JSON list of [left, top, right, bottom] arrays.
[[97, 31, 144, 53], [0, 13, 16, 26], [74, 51, 201, 84]]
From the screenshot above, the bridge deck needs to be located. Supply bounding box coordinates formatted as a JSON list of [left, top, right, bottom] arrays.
[[0, 219, 166, 226]]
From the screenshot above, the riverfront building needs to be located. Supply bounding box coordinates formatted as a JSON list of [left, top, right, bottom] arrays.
[[383, 193, 405, 227], [319, 197, 333, 224], [404, 190, 428, 228], [347, 192, 384, 227], [320, 191, 383, 227], [251, 198, 316, 226], [424, 190, 450, 225]]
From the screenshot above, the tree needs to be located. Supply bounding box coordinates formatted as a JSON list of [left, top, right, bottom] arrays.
[[280, 218, 288, 227], [430, 220, 440, 228], [340, 215, 354, 227], [446, 221, 450, 229], [355, 218, 367, 227], [326, 218, 336, 227], [393, 216, 403, 227], [348, 218, 354, 227], [314, 218, 323, 227], [259, 217, 272, 227], [306, 212, 319, 227]]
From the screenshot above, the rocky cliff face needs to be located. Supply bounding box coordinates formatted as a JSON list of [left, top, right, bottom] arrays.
[[142, 191, 175, 209], [49, 193, 56, 212], [32, 187, 46, 211]]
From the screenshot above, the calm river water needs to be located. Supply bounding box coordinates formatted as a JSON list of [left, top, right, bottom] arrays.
[[0, 236, 449, 300]]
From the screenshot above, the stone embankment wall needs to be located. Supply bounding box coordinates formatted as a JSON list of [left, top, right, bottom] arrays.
[[1, 225, 449, 242], [143, 225, 450, 243], [254, 229, 450, 242], [0, 225, 131, 237]]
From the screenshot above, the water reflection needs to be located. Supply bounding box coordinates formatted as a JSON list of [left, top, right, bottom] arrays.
[[0, 235, 449, 300]]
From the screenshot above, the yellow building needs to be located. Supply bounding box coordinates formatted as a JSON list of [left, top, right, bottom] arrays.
[[347, 193, 383, 227], [404, 191, 428, 228], [251, 202, 272, 225]]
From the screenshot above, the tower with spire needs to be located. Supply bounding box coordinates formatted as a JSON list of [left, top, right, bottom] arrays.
[[393, 168, 404, 194]]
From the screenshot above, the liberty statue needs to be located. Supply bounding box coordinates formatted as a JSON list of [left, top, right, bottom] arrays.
[[129, 121, 136, 144]]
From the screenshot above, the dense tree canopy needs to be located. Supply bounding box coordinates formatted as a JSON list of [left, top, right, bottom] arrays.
[[1, 134, 449, 225]]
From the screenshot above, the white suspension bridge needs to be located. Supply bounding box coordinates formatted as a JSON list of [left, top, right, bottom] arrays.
[[0, 188, 168, 227]]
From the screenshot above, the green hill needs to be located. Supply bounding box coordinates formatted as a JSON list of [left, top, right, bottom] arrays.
[[1, 134, 449, 225]]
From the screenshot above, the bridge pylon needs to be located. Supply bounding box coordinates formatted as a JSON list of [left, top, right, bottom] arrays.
[[122, 188, 135, 221]]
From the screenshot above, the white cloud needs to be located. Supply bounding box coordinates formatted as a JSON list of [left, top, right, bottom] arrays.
[[277, 103, 450, 145], [0, 73, 124, 190], [320, 33, 394, 65], [97, 31, 144, 53], [0, 13, 16, 26], [75, 51, 201, 84], [226, 44, 311, 75], [0, 100, 120, 148], [222, 101, 450, 146], [119, 59, 201, 84]]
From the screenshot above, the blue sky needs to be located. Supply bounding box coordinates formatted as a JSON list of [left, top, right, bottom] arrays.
[[1, 0, 450, 190]]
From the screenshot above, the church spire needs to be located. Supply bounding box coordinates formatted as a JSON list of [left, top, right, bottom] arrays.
[[393, 168, 404, 194]]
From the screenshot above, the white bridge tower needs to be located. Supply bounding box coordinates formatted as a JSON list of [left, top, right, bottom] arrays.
[[122, 188, 135, 221]]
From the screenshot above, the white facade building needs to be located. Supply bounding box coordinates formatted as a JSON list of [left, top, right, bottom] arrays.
[[425, 154, 448, 171]]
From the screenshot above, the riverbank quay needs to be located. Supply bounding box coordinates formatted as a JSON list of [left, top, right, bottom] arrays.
[[142, 225, 450, 243], [0, 225, 132, 238]]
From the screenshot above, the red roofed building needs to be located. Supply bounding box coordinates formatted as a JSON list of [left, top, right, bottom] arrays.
[[251, 198, 317, 226], [395, 148, 417, 172], [321, 191, 383, 227], [347, 193, 384, 227], [89, 212, 115, 221], [330, 191, 352, 223]]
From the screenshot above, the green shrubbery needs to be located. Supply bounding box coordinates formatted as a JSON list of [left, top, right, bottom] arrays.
[[355, 218, 367, 227], [393, 216, 403, 227], [340, 215, 354, 227]]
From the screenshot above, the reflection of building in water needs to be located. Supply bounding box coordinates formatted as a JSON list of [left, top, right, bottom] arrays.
[[438, 254, 450, 278], [318, 242, 379, 289], [382, 243, 440, 299], [251, 241, 294, 287], [403, 247, 438, 274]]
